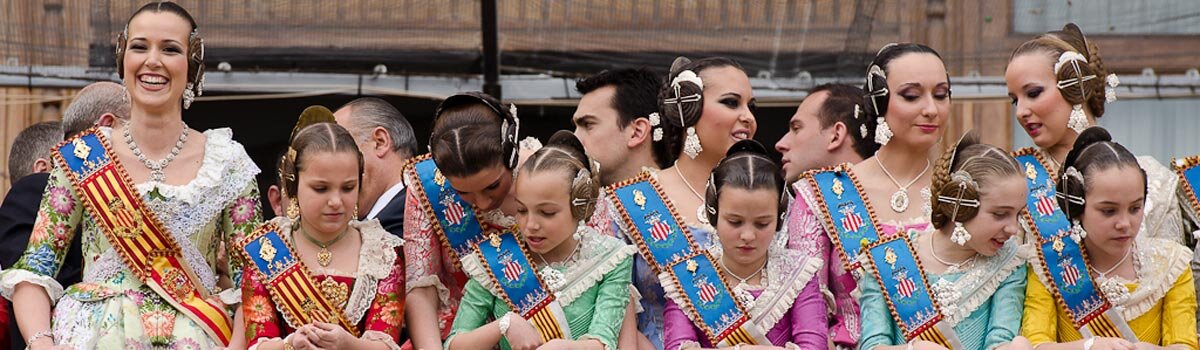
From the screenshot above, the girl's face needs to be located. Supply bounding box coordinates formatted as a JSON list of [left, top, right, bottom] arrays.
[[1081, 166, 1146, 259], [447, 164, 514, 212], [296, 152, 360, 235], [958, 176, 1027, 256], [714, 187, 778, 268], [882, 53, 950, 150], [1006, 52, 1078, 149], [695, 66, 757, 158], [514, 170, 578, 256], [122, 11, 192, 113]]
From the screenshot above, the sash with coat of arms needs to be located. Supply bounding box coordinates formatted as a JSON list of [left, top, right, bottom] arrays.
[[802, 165, 887, 272], [862, 234, 963, 348], [1013, 148, 1137, 340], [405, 154, 490, 265], [1172, 155, 1200, 231], [470, 231, 572, 342], [605, 172, 768, 346], [51, 128, 233, 345], [237, 221, 360, 336]]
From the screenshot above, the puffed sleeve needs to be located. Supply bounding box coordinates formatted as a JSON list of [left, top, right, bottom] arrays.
[[1161, 268, 1198, 349], [363, 247, 406, 349], [1019, 272, 1059, 346], [857, 272, 903, 349], [242, 265, 283, 349], [217, 180, 262, 303], [982, 264, 1028, 349], [578, 255, 633, 350], [0, 166, 83, 302], [445, 279, 504, 349], [789, 278, 829, 348], [662, 298, 705, 350]]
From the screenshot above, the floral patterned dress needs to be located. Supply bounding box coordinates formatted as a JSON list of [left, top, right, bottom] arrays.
[[0, 128, 261, 349], [242, 217, 405, 349]]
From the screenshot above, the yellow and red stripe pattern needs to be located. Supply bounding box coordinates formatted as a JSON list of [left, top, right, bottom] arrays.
[[914, 327, 952, 348], [54, 130, 232, 345], [526, 307, 566, 342], [720, 327, 759, 346], [1085, 316, 1124, 338], [239, 223, 360, 337]]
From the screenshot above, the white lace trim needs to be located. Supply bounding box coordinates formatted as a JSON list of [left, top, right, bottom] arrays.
[[217, 287, 242, 306], [1137, 156, 1186, 244], [629, 284, 644, 314], [676, 340, 702, 350], [460, 231, 634, 307], [51, 296, 102, 348], [1029, 237, 1190, 321], [408, 275, 452, 316], [0, 269, 65, 304], [362, 330, 402, 350], [925, 237, 1030, 326], [706, 244, 822, 331], [1104, 237, 1191, 320]]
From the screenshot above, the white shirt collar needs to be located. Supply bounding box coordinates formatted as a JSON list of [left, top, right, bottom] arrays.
[[366, 181, 405, 220]]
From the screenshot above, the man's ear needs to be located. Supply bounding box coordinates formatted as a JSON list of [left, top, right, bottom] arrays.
[[31, 158, 52, 174], [371, 127, 392, 158], [626, 118, 652, 149], [96, 113, 116, 127], [826, 122, 850, 152]]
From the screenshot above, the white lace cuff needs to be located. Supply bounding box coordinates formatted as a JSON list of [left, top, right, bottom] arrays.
[[407, 275, 452, 316], [629, 285, 644, 314], [216, 287, 242, 306], [247, 335, 285, 350], [675, 341, 702, 350], [0, 269, 65, 304]]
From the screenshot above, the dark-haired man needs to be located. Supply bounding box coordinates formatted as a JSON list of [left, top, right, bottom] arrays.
[[573, 68, 663, 186], [775, 84, 873, 183]]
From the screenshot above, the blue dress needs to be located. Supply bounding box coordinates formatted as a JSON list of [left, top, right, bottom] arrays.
[[858, 230, 1028, 350]]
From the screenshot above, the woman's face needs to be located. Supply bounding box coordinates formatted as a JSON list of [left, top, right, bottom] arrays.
[[958, 176, 1027, 256], [296, 152, 360, 235], [1080, 166, 1146, 259], [882, 53, 950, 150], [513, 170, 578, 255], [122, 11, 192, 113], [1006, 52, 1078, 149], [446, 164, 514, 212], [714, 187, 778, 268], [694, 66, 757, 159]]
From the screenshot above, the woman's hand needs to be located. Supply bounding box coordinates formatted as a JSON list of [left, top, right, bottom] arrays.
[[289, 326, 323, 350], [1091, 337, 1136, 350], [505, 316, 544, 350], [307, 322, 356, 349]]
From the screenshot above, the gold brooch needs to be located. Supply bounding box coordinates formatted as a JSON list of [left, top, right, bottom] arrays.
[[489, 233, 503, 248], [319, 277, 349, 308], [685, 259, 698, 273], [1025, 163, 1037, 181], [633, 189, 647, 209], [434, 169, 446, 187], [884, 247, 898, 269], [72, 138, 92, 160], [108, 198, 144, 239], [160, 266, 195, 301], [258, 237, 277, 262], [1052, 237, 1065, 253], [832, 178, 845, 199]]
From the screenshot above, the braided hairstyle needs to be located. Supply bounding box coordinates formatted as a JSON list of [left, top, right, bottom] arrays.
[[116, 2, 205, 98], [1055, 127, 1145, 219], [429, 92, 520, 178], [652, 56, 746, 165], [929, 131, 1022, 229], [279, 123, 364, 204], [1011, 23, 1111, 119], [861, 43, 946, 149], [703, 140, 787, 230], [520, 131, 602, 222]]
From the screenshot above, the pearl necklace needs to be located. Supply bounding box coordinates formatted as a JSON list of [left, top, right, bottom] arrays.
[[719, 255, 767, 309], [674, 163, 710, 226], [124, 121, 189, 184], [535, 238, 581, 291]]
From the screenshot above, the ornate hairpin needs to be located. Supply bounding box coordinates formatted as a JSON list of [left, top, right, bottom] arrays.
[[648, 112, 663, 142]]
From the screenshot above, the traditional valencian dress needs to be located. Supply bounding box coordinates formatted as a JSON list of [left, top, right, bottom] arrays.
[[446, 226, 636, 350], [857, 229, 1029, 350], [662, 243, 827, 349], [240, 217, 405, 349], [0, 127, 261, 349], [1021, 237, 1197, 348], [785, 166, 932, 349], [401, 154, 517, 340]]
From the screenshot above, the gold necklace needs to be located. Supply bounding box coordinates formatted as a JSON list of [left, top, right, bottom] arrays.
[[299, 226, 349, 267]]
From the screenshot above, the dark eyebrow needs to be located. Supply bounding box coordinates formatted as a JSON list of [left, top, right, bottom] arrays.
[[721, 92, 742, 99], [573, 115, 595, 126]]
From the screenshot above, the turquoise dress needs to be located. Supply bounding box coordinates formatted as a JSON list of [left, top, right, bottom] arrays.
[[858, 230, 1029, 350]]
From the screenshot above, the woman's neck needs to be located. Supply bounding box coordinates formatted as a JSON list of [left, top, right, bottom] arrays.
[[299, 219, 348, 243], [674, 152, 720, 194], [1084, 239, 1131, 274], [125, 108, 187, 152], [932, 226, 978, 263], [721, 253, 767, 285], [539, 235, 579, 264], [876, 143, 931, 181], [1042, 115, 1097, 167]]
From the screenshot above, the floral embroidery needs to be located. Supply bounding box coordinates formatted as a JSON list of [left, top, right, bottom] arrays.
[[378, 302, 403, 327], [51, 222, 71, 249], [246, 295, 274, 323], [23, 245, 58, 276], [48, 185, 74, 214], [29, 211, 51, 243], [229, 196, 257, 226], [139, 309, 174, 340]]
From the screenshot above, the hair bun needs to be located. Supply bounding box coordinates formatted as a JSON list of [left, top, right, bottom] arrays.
[[291, 105, 336, 142], [726, 139, 768, 158], [547, 130, 591, 166], [669, 56, 693, 77], [1064, 126, 1112, 168]]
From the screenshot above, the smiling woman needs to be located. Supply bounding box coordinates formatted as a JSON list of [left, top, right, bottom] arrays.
[[0, 2, 264, 349]]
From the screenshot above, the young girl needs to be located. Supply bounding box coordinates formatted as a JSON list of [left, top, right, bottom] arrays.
[[1021, 127, 1197, 349], [785, 43, 949, 349], [237, 108, 404, 350], [858, 133, 1031, 350], [445, 131, 635, 350], [1005, 23, 1186, 245], [662, 140, 827, 349]]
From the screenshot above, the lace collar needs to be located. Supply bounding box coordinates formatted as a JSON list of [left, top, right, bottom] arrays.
[[1094, 237, 1190, 320], [914, 229, 1030, 326]]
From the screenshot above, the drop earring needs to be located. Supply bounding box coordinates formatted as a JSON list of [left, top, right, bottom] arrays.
[[874, 117, 893, 145], [287, 201, 300, 221], [182, 83, 196, 109], [950, 222, 971, 245], [683, 127, 702, 159], [1067, 104, 1088, 134]]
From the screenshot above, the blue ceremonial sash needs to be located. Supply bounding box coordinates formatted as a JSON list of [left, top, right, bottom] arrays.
[[804, 166, 884, 271], [406, 154, 488, 261], [1013, 148, 1136, 340], [475, 232, 571, 342], [1173, 155, 1200, 226], [238, 223, 358, 336], [606, 173, 767, 346], [863, 235, 960, 348]]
